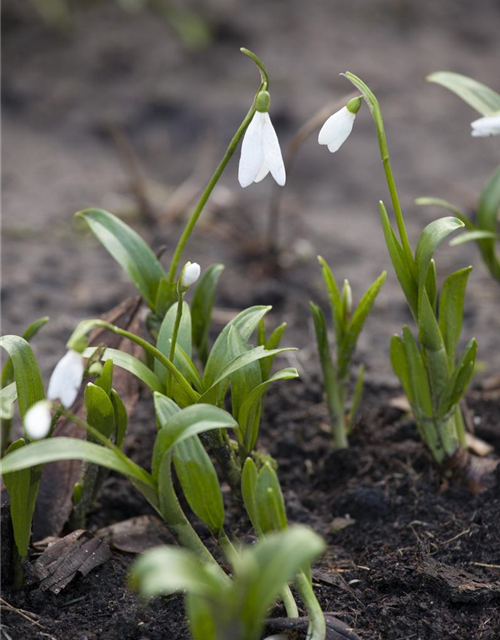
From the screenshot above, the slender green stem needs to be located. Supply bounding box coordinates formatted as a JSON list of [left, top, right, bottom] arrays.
[[322, 358, 347, 449], [295, 571, 326, 640], [166, 85, 264, 286], [167, 290, 184, 396], [218, 529, 239, 567], [281, 584, 300, 619]]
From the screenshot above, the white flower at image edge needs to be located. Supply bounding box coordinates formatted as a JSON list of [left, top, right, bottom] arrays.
[[181, 261, 201, 287], [471, 113, 500, 137], [24, 400, 52, 440], [318, 106, 356, 153], [47, 349, 84, 408], [238, 111, 286, 188]]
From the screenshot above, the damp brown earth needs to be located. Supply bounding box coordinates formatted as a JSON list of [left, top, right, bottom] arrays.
[[2, 1, 500, 639]]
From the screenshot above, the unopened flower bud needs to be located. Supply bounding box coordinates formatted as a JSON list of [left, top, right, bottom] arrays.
[[181, 262, 201, 288], [47, 349, 84, 408], [24, 400, 52, 440]]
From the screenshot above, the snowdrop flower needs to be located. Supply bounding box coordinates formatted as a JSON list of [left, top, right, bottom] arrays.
[[318, 96, 362, 153], [238, 91, 286, 188], [181, 261, 201, 287], [24, 400, 52, 440], [47, 349, 84, 408], [470, 113, 500, 137]]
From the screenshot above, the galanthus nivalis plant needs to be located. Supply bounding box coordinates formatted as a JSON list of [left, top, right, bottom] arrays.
[[318, 96, 361, 153], [416, 72, 500, 282]]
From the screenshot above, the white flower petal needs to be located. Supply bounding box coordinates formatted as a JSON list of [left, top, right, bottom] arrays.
[[318, 106, 356, 152], [470, 114, 500, 137], [182, 261, 201, 287], [238, 112, 265, 188], [254, 162, 270, 183], [261, 112, 286, 186], [47, 350, 84, 408], [24, 400, 52, 440]]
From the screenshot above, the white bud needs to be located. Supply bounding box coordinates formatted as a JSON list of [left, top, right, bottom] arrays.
[[24, 400, 52, 440], [318, 106, 356, 153], [47, 349, 84, 408], [343, 279, 353, 314], [470, 113, 500, 137], [181, 262, 201, 287]]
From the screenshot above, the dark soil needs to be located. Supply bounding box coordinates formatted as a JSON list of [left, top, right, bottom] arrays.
[[2, 1, 500, 639]]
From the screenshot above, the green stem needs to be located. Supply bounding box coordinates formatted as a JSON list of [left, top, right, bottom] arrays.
[[167, 291, 184, 396], [295, 571, 326, 640], [166, 85, 264, 286], [281, 584, 300, 619], [218, 529, 239, 567], [323, 359, 347, 449]]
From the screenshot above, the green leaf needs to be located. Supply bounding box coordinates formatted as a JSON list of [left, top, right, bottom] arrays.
[[379, 202, 418, 318], [0, 382, 17, 420], [425, 259, 437, 313], [154, 392, 181, 428], [402, 327, 433, 419], [2, 439, 38, 559], [94, 358, 114, 397], [241, 457, 261, 534], [130, 545, 225, 599], [478, 165, 500, 234], [415, 197, 473, 229], [318, 256, 344, 344], [0, 437, 155, 489], [254, 463, 288, 534], [203, 306, 272, 389], [449, 230, 499, 245], [259, 322, 287, 382], [418, 293, 450, 400], [0, 336, 45, 419], [173, 435, 225, 534], [110, 390, 128, 448], [309, 303, 332, 368], [438, 339, 477, 418], [238, 368, 298, 455], [155, 278, 177, 318], [85, 383, 115, 439], [156, 302, 192, 383], [348, 364, 365, 431], [83, 347, 164, 393], [152, 402, 238, 479], [427, 72, 500, 116], [439, 266, 473, 367], [228, 327, 262, 426], [1, 317, 49, 388], [77, 208, 166, 309], [191, 264, 225, 364], [415, 217, 464, 300], [389, 335, 413, 405]]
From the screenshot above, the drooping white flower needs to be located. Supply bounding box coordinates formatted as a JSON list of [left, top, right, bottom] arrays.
[[238, 91, 286, 188], [470, 113, 500, 137], [47, 349, 84, 407], [318, 97, 362, 153], [181, 261, 201, 287], [24, 400, 52, 440]]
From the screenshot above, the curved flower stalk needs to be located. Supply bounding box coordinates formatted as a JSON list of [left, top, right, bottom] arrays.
[[311, 262, 386, 448], [416, 72, 500, 282], [320, 73, 482, 489]]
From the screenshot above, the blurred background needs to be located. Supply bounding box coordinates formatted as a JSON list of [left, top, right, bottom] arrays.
[[2, 0, 500, 380]]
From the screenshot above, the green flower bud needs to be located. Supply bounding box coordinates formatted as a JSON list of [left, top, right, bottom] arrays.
[[256, 90, 271, 113], [346, 96, 362, 115]]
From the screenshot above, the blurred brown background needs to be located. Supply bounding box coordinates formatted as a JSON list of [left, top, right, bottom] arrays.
[[2, 0, 500, 379]]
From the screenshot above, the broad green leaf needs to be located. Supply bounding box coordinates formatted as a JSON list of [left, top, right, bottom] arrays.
[[228, 327, 262, 424], [0, 336, 45, 419], [415, 197, 473, 229], [130, 545, 225, 599], [478, 165, 500, 233], [348, 364, 365, 431], [152, 403, 238, 479], [171, 342, 204, 393], [0, 382, 17, 420], [389, 335, 413, 405], [0, 437, 155, 490], [173, 435, 225, 534], [85, 383, 115, 439], [238, 368, 298, 454], [154, 392, 181, 428], [418, 292, 450, 400], [427, 72, 500, 116], [203, 306, 272, 389], [94, 358, 113, 397], [156, 302, 192, 383], [425, 259, 437, 313], [259, 322, 287, 382], [254, 464, 288, 534], [439, 266, 473, 367], [2, 439, 38, 559], [379, 202, 418, 318], [318, 256, 344, 344], [402, 327, 433, 419], [1, 317, 49, 388], [110, 390, 128, 448], [415, 217, 464, 300], [77, 208, 166, 309], [83, 347, 164, 393], [186, 593, 218, 640], [155, 278, 177, 319], [449, 230, 500, 245], [309, 303, 332, 368], [241, 457, 261, 534], [438, 339, 477, 418], [191, 264, 225, 364]]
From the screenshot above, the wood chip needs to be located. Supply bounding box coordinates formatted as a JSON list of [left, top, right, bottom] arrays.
[[420, 557, 500, 603], [96, 515, 174, 554], [465, 432, 494, 457]]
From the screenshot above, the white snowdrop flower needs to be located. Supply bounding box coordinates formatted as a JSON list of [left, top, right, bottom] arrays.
[[318, 97, 362, 153], [24, 400, 52, 440], [181, 261, 201, 287], [238, 91, 286, 188], [47, 349, 84, 408], [470, 113, 500, 137]]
